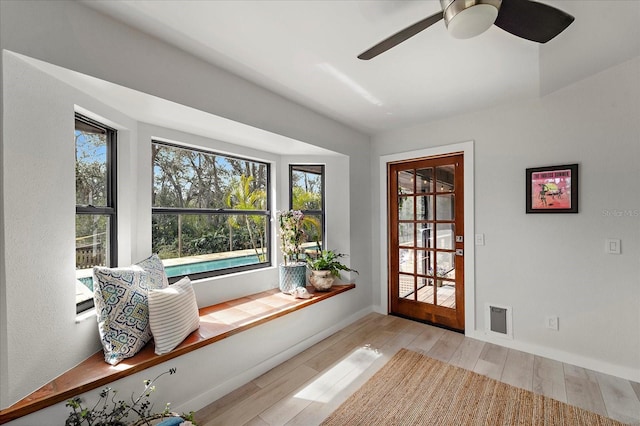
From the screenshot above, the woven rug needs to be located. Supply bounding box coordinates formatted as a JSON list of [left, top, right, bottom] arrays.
[[322, 348, 624, 425]]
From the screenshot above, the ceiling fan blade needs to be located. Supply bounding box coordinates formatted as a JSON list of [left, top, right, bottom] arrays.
[[494, 0, 574, 43], [358, 11, 443, 60]]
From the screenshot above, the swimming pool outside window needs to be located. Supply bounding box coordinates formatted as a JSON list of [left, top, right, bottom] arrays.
[[152, 141, 271, 281]]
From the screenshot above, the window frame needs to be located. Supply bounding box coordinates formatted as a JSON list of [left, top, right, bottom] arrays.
[[289, 164, 325, 250], [75, 113, 118, 314], [152, 140, 272, 283]]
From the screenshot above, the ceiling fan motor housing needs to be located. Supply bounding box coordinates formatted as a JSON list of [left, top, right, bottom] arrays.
[[441, 0, 503, 39]]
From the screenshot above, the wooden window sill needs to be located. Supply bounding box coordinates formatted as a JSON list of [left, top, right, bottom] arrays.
[[0, 284, 355, 424]]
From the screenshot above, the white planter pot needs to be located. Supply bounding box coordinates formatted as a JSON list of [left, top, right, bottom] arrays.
[[309, 270, 335, 291]]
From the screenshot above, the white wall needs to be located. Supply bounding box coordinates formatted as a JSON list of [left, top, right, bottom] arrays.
[[372, 57, 640, 381], [0, 0, 372, 419]]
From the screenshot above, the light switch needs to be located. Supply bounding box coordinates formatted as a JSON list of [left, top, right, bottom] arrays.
[[605, 239, 621, 254], [475, 234, 485, 246]]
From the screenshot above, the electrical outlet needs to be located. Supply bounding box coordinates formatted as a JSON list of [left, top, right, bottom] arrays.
[[546, 316, 559, 331]]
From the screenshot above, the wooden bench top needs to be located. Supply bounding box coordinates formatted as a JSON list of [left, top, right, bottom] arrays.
[[0, 284, 355, 424]]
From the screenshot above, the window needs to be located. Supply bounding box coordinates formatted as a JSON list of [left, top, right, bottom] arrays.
[[75, 114, 117, 313], [289, 165, 325, 253], [152, 141, 271, 281]]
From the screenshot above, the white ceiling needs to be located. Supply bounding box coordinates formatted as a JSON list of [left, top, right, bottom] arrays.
[[83, 0, 640, 135]]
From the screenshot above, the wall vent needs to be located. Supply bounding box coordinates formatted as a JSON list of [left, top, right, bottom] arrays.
[[485, 303, 513, 339]]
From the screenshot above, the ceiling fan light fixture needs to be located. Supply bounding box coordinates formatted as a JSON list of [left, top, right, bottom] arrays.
[[441, 0, 502, 39]]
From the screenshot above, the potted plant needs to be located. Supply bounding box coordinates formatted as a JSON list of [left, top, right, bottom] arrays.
[[306, 248, 358, 291], [277, 210, 307, 294], [65, 368, 196, 425]]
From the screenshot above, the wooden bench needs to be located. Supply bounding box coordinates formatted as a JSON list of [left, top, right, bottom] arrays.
[[0, 284, 355, 424]]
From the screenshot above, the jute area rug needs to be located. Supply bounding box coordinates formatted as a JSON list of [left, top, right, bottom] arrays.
[[322, 348, 624, 425]]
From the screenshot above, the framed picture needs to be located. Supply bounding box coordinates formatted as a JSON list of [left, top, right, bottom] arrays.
[[526, 164, 578, 213]]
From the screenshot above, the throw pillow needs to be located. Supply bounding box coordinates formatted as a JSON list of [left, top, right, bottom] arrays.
[[93, 265, 153, 365], [93, 254, 170, 365], [136, 253, 170, 290], [148, 277, 200, 355]]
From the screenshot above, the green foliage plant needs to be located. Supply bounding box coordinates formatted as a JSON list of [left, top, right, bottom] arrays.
[[65, 368, 197, 425], [306, 248, 358, 278]]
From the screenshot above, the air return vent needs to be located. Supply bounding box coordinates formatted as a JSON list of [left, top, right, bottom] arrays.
[[485, 303, 513, 339]]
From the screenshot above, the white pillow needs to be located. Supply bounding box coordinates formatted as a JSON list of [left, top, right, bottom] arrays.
[[148, 277, 200, 355]]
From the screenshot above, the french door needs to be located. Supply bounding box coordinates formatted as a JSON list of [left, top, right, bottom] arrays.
[[388, 153, 465, 331]]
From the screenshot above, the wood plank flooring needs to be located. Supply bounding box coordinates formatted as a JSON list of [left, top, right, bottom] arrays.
[[195, 313, 640, 425]]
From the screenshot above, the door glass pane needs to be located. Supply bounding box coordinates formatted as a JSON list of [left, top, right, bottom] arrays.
[[436, 224, 455, 249], [398, 196, 414, 220], [399, 249, 414, 273], [399, 274, 415, 299], [415, 168, 433, 193], [436, 194, 455, 220], [416, 250, 433, 276], [436, 281, 455, 308], [436, 165, 455, 192], [398, 170, 414, 194], [398, 223, 414, 247], [416, 277, 434, 304], [436, 252, 455, 279], [416, 224, 433, 248], [416, 195, 433, 220]]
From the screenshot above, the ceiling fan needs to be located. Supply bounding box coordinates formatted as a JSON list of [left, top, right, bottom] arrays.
[[358, 0, 574, 60]]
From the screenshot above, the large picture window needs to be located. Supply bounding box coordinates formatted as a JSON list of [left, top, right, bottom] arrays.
[[75, 114, 117, 313], [289, 164, 325, 252], [152, 142, 271, 281]]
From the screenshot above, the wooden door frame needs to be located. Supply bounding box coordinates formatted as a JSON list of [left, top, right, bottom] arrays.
[[378, 141, 475, 334]]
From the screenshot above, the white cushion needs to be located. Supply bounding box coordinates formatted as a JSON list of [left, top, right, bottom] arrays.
[[148, 277, 200, 355]]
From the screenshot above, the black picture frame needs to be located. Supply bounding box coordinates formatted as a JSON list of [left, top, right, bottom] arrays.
[[526, 164, 578, 214]]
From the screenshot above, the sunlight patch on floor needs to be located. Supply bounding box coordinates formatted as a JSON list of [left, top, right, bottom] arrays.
[[293, 345, 382, 403]]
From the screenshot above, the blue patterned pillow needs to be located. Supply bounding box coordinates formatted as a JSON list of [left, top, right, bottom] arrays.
[[93, 255, 169, 365], [136, 253, 169, 290]]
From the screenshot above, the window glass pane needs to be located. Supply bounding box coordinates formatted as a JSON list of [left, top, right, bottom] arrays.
[[75, 214, 111, 306], [153, 142, 271, 280], [300, 213, 323, 253], [75, 120, 108, 207], [291, 166, 323, 210], [153, 144, 268, 210], [75, 115, 115, 313], [153, 213, 268, 278]]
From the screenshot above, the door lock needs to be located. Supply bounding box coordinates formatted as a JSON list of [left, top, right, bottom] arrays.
[[455, 249, 464, 256]]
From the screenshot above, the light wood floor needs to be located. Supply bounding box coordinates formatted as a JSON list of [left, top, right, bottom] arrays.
[[195, 313, 640, 425]]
